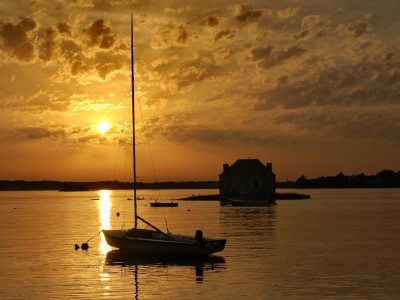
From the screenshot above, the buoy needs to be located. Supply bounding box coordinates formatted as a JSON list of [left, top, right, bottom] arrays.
[[74, 244, 80, 250], [81, 242, 89, 250], [116, 212, 120, 217]]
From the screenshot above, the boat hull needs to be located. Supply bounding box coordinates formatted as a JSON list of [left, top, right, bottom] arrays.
[[221, 199, 274, 207], [102, 229, 226, 256], [150, 202, 178, 207]]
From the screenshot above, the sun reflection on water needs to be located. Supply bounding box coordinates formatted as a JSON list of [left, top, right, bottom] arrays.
[[97, 190, 112, 254]]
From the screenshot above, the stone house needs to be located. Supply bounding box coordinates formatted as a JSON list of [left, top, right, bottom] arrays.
[[219, 158, 276, 201]]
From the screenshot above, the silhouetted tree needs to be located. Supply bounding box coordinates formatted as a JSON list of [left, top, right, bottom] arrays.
[[376, 169, 397, 187], [296, 175, 308, 187]]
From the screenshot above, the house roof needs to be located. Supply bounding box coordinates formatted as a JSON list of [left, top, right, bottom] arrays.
[[220, 159, 275, 176]]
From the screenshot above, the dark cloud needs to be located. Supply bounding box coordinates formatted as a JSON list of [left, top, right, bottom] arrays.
[[56, 22, 71, 36], [83, 19, 115, 49], [214, 29, 236, 42], [94, 52, 125, 79], [275, 111, 329, 133], [294, 30, 308, 39], [200, 15, 221, 27], [235, 4, 263, 23], [254, 50, 400, 110], [71, 59, 91, 76], [141, 114, 277, 146], [60, 39, 80, 60], [78, 134, 101, 143], [251, 45, 274, 60], [13, 127, 65, 140], [165, 55, 225, 91], [176, 25, 189, 44], [0, 17, 36, 61], [151, 23, 196, 48], [171, 66, 208, 91], [13, 42, 35, 62], [334, 113, 400, 141], [346, 21, 368, 37], [250, 44, 305, 69], [281, 45, 306, 59], [275, 110, 400, 142], [254, 85, 312, 110], [294, 15, 329, 40], [171, 124, 278, 146], [38, 27, 57, 62]]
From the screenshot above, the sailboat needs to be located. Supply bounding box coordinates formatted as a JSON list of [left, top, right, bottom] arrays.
[[102, 15, 226, 257]]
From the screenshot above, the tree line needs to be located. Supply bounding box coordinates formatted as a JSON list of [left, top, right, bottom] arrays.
[[278, 169, 400, 188]]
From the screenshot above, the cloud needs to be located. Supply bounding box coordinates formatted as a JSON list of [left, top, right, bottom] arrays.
[[77, 134, 102, 143], [60, 39, 81, 61], [150, 23, 197, 49], [56, 21, 72, 36], [200, 15, 222, 27], [250, 44, 306, 69], [277, 7, 301, 20], [83, 19, 115, 49], [0, 17, 36, 61], [141, 114, 280, 147], [159, 53, 225, 92], [95, 50, 127, 79], [151, 55, 178, 69], [0, 1, 399, 182], [274, 108, 400, 144], [0, 16, 125, 84], [346, 21, 368, 37], [294, 15, 330, 39], [169, 65, 208, 91], [38, 27, 57, 62], [253, 48, 400, 110], [235, 4, 264, 23], [13, 127, 65, 140], [214, 29, 236, 42], [70, 58, 92, 76]]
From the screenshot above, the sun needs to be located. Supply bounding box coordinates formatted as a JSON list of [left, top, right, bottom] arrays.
[[97, 121, 111, 134]]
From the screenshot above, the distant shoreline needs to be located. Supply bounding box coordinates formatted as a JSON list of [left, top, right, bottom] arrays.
[[0, 169, 399, 192]]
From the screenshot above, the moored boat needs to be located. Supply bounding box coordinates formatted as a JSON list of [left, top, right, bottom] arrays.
[[102, 15, 226, 257], [103, 226, 226, 256], [221, 198, 276, 207], [150, 201, 178, 207]]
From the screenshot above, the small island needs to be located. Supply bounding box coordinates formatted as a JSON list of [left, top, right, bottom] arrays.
[[178, 192, 311, 201]]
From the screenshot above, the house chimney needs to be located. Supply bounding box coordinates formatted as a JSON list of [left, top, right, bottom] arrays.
[[266, 162, 272, 172], [223, 163, 229, 172]]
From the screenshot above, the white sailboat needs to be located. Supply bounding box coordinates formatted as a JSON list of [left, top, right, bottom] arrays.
[[102, 15, 226, 256]]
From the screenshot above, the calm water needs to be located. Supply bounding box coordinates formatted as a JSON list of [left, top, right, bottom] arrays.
[[0, 188, 399, 299]]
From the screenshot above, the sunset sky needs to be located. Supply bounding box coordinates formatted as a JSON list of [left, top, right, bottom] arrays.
[[0, 0, 399, 182]]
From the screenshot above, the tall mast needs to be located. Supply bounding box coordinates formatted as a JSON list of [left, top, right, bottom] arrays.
[[131, 14, 138, 228]]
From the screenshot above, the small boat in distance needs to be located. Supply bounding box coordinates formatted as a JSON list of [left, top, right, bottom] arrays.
[[102, 15, 226, 257], [150, 201, 178, 207]]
